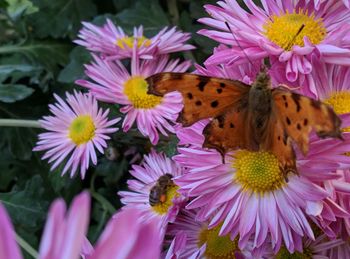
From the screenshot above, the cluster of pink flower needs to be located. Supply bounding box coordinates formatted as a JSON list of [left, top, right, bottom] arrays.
[[2, 0, 350, 258]]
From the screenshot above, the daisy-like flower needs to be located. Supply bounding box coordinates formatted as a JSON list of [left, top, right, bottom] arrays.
[[173, 119, 350, 254], [118, 150, 185, 231], [0, 191, 90, 259], [165, 209, 269, 259], [308, 0, 350, 10], [199, 0, 350, 82], [76, 52, 191, 144], [33, 91, 120, 179], [75, 19, 195, 59]]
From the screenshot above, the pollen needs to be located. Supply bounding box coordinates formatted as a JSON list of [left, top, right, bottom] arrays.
[[198, 225, 239, 259], [68, 115, 95, 145], [116, 36, 151, 49], [233, 150, 286, 194], [275, 246, 313, 259], [152, 185, 179, 215], [124, 76, 162, 109], [263, 10, 326, 51]]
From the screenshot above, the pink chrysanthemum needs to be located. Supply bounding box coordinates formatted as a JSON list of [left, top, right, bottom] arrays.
[[76, 52, 191, 144], [173, 119, 350, 253], [75, 19, 194, 59], [165, 209, 270, 259], [199, 0, 350, 82], [118, 150, 185, 231], [34, 91, 120, 179]]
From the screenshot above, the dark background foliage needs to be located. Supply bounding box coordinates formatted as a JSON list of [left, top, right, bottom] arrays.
[[0, 0, 249, 257]]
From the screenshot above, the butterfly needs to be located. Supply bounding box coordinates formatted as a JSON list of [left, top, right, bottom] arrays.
[[146, 69, 343, 177]]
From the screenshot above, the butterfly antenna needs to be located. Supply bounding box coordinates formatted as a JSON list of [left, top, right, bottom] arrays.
[[225, 22, 258, 72], [269, 23, 305, 69], [284, 24, 305, 50]]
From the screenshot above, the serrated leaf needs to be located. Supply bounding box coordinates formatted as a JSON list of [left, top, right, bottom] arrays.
[[6, 0, 38, 20], [0, 84, 34, 102], [115, 0, 169, 36], [28, 0, 97, 39], [0, 175, 49, 229]]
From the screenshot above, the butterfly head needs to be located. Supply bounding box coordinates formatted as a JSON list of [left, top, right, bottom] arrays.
[[253, 68, 271, 91]]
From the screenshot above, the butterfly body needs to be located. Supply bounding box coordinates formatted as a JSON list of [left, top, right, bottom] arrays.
[[146, 71, 342, 177]]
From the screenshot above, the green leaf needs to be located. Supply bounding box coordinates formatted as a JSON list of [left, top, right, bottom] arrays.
[[0, 175, 49, 229], [58, 46, 91, 84], [6, 0, 38, 20], [115, 0, 169, 36], [0, 41, 71, 73], [28, 0, 97, 39], [0, 84, 34, 103]]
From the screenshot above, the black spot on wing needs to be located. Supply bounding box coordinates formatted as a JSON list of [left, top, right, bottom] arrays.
[[220, 83, 226, 88], [217, 88, 223, 94], [230, 123, 235, 128], [297, 123, 301, 130], [303, 118, 308, 126], [195, 100, 202, 106], [187, 93, 193, 99], [283, 130, 288, 146], [211, 100, 219, 108], [311, 99, 321, 109], [286, 117, 291, 125], [197, 77, 210, 92], [291, 93, 301, 112]]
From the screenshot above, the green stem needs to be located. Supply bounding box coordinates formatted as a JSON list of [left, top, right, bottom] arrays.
[[0, 119, 41, 128], [91, 190, 116, 215], [15, 233, 38, 258]]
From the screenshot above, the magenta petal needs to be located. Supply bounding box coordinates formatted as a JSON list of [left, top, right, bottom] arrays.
[[0, 203, 23, 259]]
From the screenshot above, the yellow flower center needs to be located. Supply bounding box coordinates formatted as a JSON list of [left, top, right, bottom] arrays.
[[68, 115, 95, 145], [233, 150, 286, 194], [123, 76, 162, 109], [263, 10, 326, 50], [116, 36, 151, 49], [198, 225, 239, 259], [275, 246, 313, 259], [151, 185, 179, 215]]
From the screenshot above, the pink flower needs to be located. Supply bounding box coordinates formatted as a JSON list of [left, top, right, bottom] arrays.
[[83, 208, 161, 259], [75, 19, 194, 59], [76, 52, 190, 144], [173, 120, 350, 253], [199, 0, 350, 82], [165, 209, 269, 258], [33, 91, 120, 179], [0, 191, 90, 259], [0, 204, 22, 259], [118, 150, 185, 231]]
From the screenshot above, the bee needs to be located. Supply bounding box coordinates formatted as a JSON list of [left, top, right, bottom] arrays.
[[149, 173, 174, 206]]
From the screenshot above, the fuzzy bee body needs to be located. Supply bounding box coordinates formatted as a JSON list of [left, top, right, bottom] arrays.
[[149, 173, 174, 206]]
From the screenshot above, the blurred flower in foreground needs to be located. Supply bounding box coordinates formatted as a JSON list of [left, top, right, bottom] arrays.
[[75, 19, 194, 60], [118, 150, 185, 231], [33, 91, 120, 179], [0, 191, 90, 259], [76, 53, 190, 144], [83, 208, 161, 259], [199, 0, 350, 82]]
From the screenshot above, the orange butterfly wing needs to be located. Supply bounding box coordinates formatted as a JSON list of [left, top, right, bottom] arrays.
[[260, 114, 297, 175], [202, 105, 250, 157], [146, 73, 250, 127], [272, 88, 342, 155]]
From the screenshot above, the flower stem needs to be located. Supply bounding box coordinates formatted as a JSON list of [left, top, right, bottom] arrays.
[[0, 119, 41, 128], [15, 233, 39, 258], [91, 191, 117, 215]]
